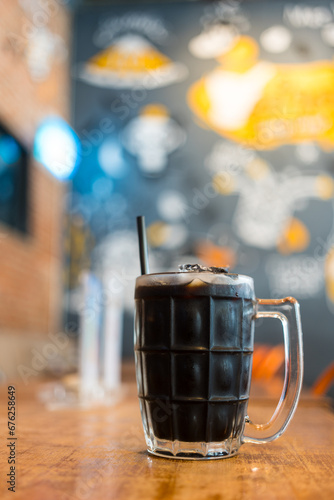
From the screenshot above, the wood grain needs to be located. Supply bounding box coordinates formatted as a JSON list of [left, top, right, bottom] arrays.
[[0, 380, 333, 500]]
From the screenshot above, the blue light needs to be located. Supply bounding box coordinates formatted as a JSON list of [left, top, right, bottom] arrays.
[[34, 117, 81, 181], [92, 177, 114, 199], [0, 135, 21, 166], [98, 139, 128, 178], [0, 135, 21, 176]]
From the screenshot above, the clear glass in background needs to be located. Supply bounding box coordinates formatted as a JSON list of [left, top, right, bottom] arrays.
[[134, 270, 303, 460]]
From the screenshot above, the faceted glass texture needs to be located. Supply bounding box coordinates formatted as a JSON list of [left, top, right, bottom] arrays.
[[134, 274, 255, 459]]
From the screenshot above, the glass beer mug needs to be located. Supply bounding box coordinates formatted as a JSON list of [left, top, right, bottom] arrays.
[[134, 266, 303, 460]]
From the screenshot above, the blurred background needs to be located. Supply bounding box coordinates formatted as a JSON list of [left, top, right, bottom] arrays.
[[1, 0, 334, 400]]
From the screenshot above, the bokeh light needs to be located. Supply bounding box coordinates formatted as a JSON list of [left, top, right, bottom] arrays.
[[34, 116, 81, 181], [0, 135, 21, 167], [98, 138, 128, 178]]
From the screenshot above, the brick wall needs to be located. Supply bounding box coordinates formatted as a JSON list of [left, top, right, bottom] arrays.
[[0, 0, 70, 358]]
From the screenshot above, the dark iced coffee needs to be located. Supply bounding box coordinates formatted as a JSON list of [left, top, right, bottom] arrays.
[[134, 270, 255, 458]]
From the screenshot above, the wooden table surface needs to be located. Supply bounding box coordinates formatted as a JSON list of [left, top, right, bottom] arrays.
[[0, 377, 333, 500]]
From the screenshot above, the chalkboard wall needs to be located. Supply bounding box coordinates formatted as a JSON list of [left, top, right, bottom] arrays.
[[70, 0, 334, 392]]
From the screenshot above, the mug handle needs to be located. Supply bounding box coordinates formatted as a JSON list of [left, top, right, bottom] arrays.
[[243, 297, 304, 444]]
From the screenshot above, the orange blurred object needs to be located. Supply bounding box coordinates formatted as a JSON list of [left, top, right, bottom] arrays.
[[251, 344, 285, 398], [277, 217, 310, 255], [311, 362, 334, 397], [195, 240, 237, 268], [252, 344, 285, 380], [252, 344, 284, 399]]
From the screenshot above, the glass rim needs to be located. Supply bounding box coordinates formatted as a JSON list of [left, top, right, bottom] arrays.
[[136, 271, 254, 281]]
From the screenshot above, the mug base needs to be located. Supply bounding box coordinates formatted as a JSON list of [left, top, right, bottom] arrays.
[[146, 437, 241, 460], [148, 449, 239, 460]]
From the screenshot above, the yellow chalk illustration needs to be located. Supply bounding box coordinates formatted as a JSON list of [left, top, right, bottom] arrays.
[[188, 30, 334, 149], [79, 34, 188, 89]]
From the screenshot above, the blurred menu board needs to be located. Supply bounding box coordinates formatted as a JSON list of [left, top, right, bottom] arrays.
[[72, 1, 334, 385]]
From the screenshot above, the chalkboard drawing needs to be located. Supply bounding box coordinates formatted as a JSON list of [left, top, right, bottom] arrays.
[[188, 29, 334, 149], [122, 104, 186, 176], [79, 33, 188, 89], [266, 254, 324, 299], [188, 22, 239, 60], [208, 145, 334, 250]]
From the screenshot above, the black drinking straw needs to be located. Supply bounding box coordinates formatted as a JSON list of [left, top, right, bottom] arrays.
[[136, 215, 150, 275]]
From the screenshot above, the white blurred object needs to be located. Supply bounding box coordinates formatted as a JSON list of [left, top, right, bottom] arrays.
[[79, 271, 103, 401], [206, 62, 276, 131], [266, 255, 323, 298], [122, 106, 186, 176], [188, 23, 238, 59], [322, 23, 334, 46], [163, 224, 188, 250], [295, 143, 319, 164], [260, 25, 292, 54], [157, 190, 188, 221], [102, 274, 123, 393], [26, 27, 67, 81]]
